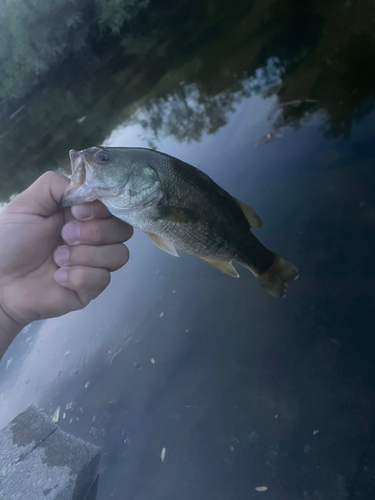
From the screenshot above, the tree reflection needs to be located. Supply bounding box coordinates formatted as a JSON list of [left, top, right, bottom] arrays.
[[133, 58, 282, 145], [0, 0, 375, 201]]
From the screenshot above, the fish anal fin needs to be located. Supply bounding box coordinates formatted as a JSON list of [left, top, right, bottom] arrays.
[[156, 206, 198, 224], [235, 199, 263, 228], [202, 258, 239, 278], [146, 233, 179, 257]]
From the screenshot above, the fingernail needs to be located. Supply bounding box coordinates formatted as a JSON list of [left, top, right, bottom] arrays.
[[54, 246, 70, 266], [62, 222, 81, 244], [72, 204, 94, 221], [54, 269, 68, 285]]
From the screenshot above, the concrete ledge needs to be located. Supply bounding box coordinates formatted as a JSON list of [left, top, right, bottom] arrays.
[[0, 405, 100, 500]]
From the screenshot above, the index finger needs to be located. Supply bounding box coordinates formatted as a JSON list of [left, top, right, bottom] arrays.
[[71, 201, 112, 221]]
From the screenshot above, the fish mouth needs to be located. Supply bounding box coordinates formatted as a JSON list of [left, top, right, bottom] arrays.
[[60, 149, 98, 207], [69, 149, 86, 183]]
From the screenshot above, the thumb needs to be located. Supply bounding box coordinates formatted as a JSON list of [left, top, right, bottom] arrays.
[[7, 171, 70, 217]]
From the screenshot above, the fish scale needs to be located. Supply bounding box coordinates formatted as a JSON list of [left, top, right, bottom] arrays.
[[148, 153, 249, 257]]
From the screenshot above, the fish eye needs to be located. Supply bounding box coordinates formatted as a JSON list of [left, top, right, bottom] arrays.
[[96, 150, 110, 163]]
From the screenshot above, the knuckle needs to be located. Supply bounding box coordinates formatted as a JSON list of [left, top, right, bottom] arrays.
[[95, 201, 110, 218], [123, 224, 134, 240], [41, 170, 64, 184], [91, 221, 103, 244], [118, 244, 130, 265], [69, 246, 83, 265], [40, 171, 56, 182], [102, 271, 111, 288], [109, 244, 129, 271]]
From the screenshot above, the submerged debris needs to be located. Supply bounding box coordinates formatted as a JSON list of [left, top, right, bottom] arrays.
[[257, 131, 282, 146], [52, 407, 60, 422], [255, 486, 268, 492]]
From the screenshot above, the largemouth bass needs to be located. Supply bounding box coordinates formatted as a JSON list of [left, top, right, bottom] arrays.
[[61, 147, 298, 297]]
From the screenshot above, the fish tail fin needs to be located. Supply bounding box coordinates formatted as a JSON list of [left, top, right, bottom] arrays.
[[241, 254, 299, 298]]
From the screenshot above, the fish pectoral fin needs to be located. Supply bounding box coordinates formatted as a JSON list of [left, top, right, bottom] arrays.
[[146, 232, 179, 257], [201, 258, 239, 278], [156, 206, 199, 224], [234, 199, 263, 228]]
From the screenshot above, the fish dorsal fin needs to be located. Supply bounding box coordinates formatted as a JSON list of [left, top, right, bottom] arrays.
[[201, 258, 239, 278], [146, 232, 179, 257], [156, 206, 198, 224], [235, 199, 263, 228]]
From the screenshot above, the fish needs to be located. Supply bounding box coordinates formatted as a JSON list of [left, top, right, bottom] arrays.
[[61, 146, 298, 297]]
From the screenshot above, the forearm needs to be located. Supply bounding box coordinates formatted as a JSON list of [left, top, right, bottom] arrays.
[[0, 304, 23, 361]]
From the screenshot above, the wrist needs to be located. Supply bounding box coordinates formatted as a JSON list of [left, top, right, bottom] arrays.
[[0, 303, 25, 361]]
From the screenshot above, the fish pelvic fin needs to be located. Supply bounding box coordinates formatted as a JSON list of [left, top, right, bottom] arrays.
[[234, 199, 263, 228], [241, 254, 299, 297], [146, 233, 179, 257], [201, 258, 239, 278]]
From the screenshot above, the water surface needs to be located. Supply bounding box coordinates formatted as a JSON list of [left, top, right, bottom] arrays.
[[1, 0, 375, 498]]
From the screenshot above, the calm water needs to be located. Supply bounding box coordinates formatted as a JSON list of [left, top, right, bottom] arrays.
[[1, 0, 375, 498]]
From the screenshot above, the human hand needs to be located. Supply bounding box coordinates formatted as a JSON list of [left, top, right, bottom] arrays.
[[0, 171, 132, 346]]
